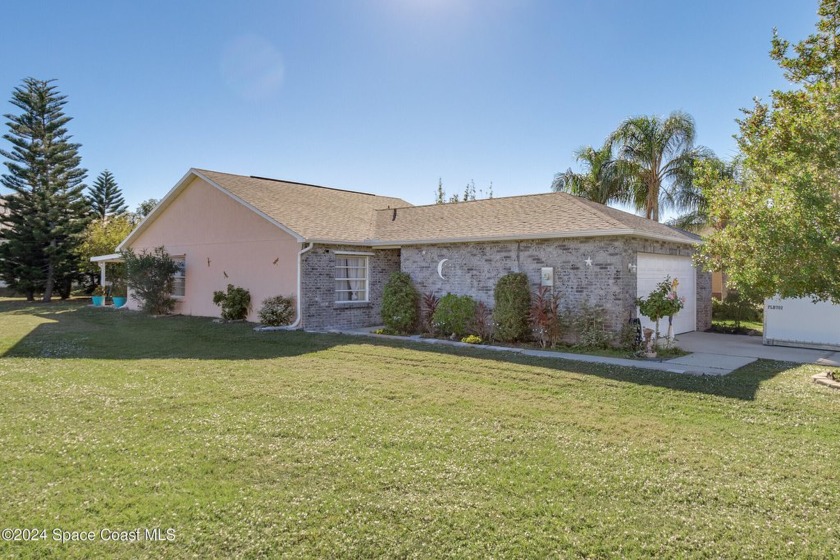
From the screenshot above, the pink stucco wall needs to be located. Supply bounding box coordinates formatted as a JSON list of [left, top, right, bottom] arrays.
[[127, 176, 300, 322]]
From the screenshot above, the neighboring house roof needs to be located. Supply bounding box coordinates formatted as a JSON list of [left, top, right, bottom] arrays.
[[120, 169, 700, 249], [373, 192, 700, 245]]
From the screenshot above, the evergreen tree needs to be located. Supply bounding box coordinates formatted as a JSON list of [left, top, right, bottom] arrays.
[[88, 169, 127, 219], [0, 78, 89, 301]]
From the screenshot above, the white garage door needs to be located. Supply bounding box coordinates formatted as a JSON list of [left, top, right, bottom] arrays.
[[636, 253, 696, 335]]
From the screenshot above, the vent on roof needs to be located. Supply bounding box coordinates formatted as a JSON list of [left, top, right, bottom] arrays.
[[249, 175, 376, 197]]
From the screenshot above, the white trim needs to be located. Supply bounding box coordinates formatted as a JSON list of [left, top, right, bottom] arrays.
[[287, 242, 314, 329], [117, 169, 305, 251], [333, 250, 375, 256], [90, 253, 123, 262], [334, 254, 370, 303], [306, 229, 700, 248]]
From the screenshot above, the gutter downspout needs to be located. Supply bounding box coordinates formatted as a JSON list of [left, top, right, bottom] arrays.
[[288, 242, 314, 329]]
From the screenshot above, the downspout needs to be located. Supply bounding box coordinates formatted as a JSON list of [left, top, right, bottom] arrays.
[[288, 242, 314, 329]]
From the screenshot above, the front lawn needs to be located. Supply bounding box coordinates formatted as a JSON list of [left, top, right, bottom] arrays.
[[0, 300, 838, 558]]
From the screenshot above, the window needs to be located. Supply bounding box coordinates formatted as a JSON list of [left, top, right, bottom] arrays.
[[335, 255, 368, 302], [172, 257, 186, 297]]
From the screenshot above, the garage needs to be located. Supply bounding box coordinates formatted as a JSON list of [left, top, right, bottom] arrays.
[[636, 253, 697, 335]]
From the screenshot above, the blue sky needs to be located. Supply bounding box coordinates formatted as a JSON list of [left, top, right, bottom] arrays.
[[0, 0, 818, 214]]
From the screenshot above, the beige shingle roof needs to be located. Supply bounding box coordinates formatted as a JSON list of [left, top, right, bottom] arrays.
[[195, 169, 410, 243], [122, 169, 698, 248], [372, 192, 699, 245]]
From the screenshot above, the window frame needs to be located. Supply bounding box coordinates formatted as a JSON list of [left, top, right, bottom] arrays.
[[334, 251, 371, 303], [171, 255, 186, 299]]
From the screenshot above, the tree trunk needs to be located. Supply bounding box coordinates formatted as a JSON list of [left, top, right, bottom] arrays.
[[42, 239, 56, 302]]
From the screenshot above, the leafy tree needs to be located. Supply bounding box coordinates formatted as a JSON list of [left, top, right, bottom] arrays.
[[0, 78, 89, 301], [698, 0, 840, 303], [88, 170, 127, 219], [76, 214, 134, 286], [493, 272, 531, 342], [135, 198, 159, 219], [668, 157, 741, 231], [610, 111, 713, 221], [552, 140, 634, 205]]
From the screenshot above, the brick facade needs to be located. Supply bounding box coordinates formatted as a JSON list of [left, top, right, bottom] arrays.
[[400, 236, 711, 333], [300, 245, 400, 329]]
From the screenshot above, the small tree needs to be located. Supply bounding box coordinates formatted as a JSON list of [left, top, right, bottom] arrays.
[[380, 271, 419, 334], [122, 246, 179, 315], [636, 276, 685, 347], [212, 284, 252, 321], [88, 170, 127, 220], [493, 272, 531, 342], [76, 214, 134, 288]]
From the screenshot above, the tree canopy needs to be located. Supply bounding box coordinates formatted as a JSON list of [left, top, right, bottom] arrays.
[[551, 140, 633, 206], [88, 169, 127, 219], [0, 78, 89, 301], [697, 0, 840, 303]]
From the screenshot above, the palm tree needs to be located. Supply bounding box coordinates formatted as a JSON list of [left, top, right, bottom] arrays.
[[668, 156, 742, 231], [610, 111, 713, 221], [551, 140, 633, 206]]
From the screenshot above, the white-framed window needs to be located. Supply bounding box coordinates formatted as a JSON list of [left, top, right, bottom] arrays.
[[172, 256, 186, 298], [335, 254, 369, 302]]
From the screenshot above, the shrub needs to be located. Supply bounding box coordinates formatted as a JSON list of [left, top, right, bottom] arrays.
[[471, 301, 494, 341], [122, 247, 179, 315], [213, 284, 252, 321], [573, 302, 612, 349], [616, 318, 643, 351], [433, 293, 477, 337], [258, 295, 295, 326], [461, 334, 482, 344], [529, 287, 562, 348], [713, 291, 763, 327], [380, 272, 419, 334], [493, 272, 531, 342], [420, 292, 440, 335]]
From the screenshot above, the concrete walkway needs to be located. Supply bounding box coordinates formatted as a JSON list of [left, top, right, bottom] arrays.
[[321, 327, 837, 376]]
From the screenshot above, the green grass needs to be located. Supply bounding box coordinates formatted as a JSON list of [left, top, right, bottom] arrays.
[[712, 319, 764, 334], [0, 299, 838, 559]]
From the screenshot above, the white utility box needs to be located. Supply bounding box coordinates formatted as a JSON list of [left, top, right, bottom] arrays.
[[764, 297, 840, 351]]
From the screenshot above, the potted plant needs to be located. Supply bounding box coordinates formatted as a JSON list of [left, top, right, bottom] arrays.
[[92, 285, 107, 307], [111, 283, 127, 308]]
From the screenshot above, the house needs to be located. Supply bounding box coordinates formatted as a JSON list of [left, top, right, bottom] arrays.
[[105, 168, 712, 333]]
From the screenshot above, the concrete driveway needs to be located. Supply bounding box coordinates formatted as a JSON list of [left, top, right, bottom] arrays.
[[676, 331, 840, 367]]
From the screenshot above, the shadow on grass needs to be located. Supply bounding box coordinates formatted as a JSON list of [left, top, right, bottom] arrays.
[[0, 299, 795, 401]]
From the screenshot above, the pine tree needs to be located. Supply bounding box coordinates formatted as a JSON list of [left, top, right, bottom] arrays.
[[0, 78, 89, 301], [88, 170, 127, 219]]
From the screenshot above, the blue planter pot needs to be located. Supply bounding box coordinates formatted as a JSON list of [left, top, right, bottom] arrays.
[[112, 297, 127, 308], [92, 296, 105, 306]]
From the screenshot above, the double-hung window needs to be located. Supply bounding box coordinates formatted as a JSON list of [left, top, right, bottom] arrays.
[[335, 254, 369, 302], [171, 256, 186, 297]]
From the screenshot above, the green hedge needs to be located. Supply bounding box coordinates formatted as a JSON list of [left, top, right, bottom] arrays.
[[381, 272, 419, 334], [493, 272, 531, 342]]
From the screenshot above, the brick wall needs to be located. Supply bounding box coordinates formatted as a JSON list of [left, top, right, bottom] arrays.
[[300, 245, 400, 329], [400, 236, 710, 333]]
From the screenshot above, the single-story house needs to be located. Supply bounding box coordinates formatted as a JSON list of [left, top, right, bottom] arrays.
[[102, 168, 711, 334]]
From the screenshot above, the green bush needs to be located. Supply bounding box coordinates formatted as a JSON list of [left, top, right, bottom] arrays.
[[212, 284, 252, 321], [713, 291, 763, 326], [122, 246, 179, 315], [380, 272, 419, 334], [461, 334, 482, 344], [574, 302, 612, 349], [258, 295, 295, 326], [493, 272, 531, 342], [433, 293, 476, 337]]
